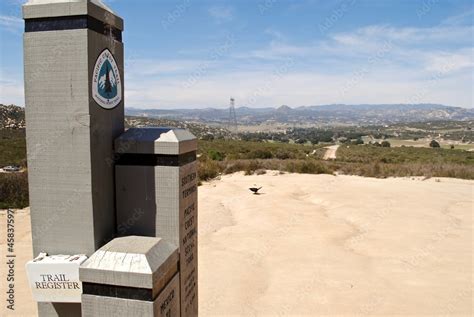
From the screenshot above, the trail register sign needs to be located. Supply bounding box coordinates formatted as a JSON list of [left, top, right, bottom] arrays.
[[26, 254, 88, 303]]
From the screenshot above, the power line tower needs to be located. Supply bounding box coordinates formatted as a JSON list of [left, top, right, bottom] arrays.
[[228, 97, 238, 132]]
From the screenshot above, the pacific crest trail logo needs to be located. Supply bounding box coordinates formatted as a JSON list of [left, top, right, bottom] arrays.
[[92, 49, 122, 109]]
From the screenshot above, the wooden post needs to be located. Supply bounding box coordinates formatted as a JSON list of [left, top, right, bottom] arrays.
[[23, 0, 124, 315], [115, 128, 199, 316]]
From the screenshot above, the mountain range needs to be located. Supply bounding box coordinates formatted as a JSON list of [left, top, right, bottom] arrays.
[[2, 104, 473, 129], [126, 104, 474, 125]]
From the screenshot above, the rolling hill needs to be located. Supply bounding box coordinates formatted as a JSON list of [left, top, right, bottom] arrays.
[[126, 104, 474, 125]]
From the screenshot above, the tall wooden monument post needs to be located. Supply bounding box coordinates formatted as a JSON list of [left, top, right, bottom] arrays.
[[23, 0, 124, 315], [23, 1, 199, 316], [115, 128, 199, 317]]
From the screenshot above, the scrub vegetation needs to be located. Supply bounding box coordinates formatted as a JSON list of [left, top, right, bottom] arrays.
[[0, 172, 29, 209], [1, 115, 473, 208], [198, 140, 474, 182], [0, 129, 27, 167]]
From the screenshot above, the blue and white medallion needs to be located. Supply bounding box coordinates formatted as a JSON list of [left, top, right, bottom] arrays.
[[92, 49, 122, 109]]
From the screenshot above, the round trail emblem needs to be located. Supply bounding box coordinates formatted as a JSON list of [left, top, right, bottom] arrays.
[[92, 49, 122, 109]]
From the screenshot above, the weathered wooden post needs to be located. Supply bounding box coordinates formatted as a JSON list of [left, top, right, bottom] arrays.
[[23, 0, 124, 315], [114, 128, 199, 317], [80, 236, 180, 317]]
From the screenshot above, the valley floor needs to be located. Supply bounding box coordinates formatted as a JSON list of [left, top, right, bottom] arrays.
[[1, 173, 473, 316]]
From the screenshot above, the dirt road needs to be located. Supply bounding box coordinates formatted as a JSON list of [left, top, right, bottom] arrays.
[[323, 144, 340, 160]]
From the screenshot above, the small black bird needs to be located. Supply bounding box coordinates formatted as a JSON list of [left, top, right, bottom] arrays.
[[249, 187, 262, 194]]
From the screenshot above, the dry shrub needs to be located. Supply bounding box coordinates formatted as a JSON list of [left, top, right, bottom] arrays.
[[244, 160, 263, 175], [332, 162, 474, 180], [0, 172, 29, 209], [198, 160, 222, 182]]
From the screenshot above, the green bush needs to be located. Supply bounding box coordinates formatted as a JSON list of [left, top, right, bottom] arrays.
[[208, 149, 225, 161]]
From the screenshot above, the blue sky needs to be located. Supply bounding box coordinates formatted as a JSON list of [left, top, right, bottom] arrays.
[[0, 0, 473, 109]]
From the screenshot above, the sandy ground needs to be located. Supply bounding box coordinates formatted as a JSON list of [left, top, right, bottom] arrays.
[[1, 173, 473, 316], [323, 145, 340, 160], [0, 209, 37, 316]]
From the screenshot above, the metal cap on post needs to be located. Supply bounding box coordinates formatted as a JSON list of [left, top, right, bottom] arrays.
[[115, 127, 199, 316], [80, 236, 180, 317]]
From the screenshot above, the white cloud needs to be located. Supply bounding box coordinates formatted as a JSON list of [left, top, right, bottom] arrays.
[[330, 24, 473, 48], [442, 9, 474, 26], [208, 5, 234, 23], [423, 48, 474, 73], [0, 15, 23, 32], [126, 59, 220, 78], [240, 42, 313, 60]]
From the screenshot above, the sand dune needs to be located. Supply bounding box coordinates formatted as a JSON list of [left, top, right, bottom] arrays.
[[1, 173, 473, 316]]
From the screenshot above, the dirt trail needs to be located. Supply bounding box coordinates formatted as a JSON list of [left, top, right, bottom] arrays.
[[323, 144, 340, 160]]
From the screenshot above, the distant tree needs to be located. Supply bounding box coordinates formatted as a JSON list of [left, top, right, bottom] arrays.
[[450, 145, 455, 150], [381, 141, 391, 148], [430, 140, 440, 148], [373, 142, 381, 147], [413, 137, 419, 141], [354, 138, 364, 145], [208, 150, 225, 161]]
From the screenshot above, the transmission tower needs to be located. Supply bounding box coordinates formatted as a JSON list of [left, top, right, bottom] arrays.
[[228, 97, 238, 132]]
